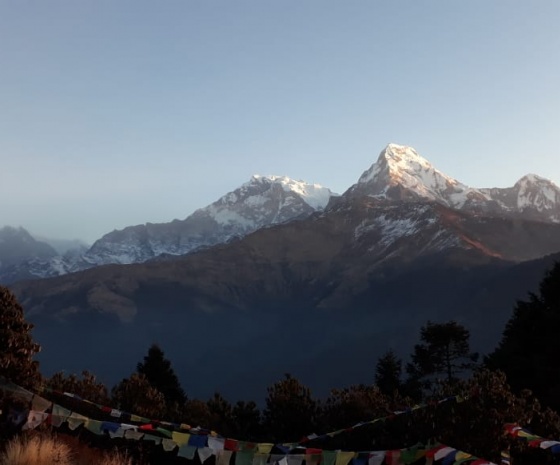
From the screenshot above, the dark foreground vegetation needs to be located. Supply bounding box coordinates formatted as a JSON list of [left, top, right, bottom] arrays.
[[1, 263, 560, 464]]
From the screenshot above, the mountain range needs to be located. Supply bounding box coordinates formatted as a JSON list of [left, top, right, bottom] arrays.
[[0, 175, 335, 283], [7, 143, 560, 401], [346, 144, 560, 222]]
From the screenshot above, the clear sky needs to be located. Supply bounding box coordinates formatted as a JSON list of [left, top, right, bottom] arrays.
[[1, 1, 559, 244]]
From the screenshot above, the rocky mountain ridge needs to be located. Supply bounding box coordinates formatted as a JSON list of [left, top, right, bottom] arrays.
[[3, 144, 560, 285], [0, 175, 335, 283], [12, 194, 560, 399], [346, 144, 560, 223], [0, 227, 58, 269], [8, 143, 560, 400], [16, 195, 560, 323], [84, 174, 334, 266]]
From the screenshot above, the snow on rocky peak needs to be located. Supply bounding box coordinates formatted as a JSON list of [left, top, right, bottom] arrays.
[[348, 143, 479, 208], [514, 174, 560, 212], [346, 143, 560, 223], [80, 174, 336, 268], [238, 175, 332, 210], [357, 143, 432, 185], [0, 174, 336, 281], [201, 174, 334, 230]]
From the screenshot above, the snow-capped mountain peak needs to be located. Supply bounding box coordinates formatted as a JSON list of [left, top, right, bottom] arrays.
[[349, 143, 475, 208], [514, 173, 560, 212], [358, 143, 434, 184], [204, 174, 334, 228], [74, 174, 337, 268], [347, 143, 560, 224], [0, 174, 337, 283], [245, 174, 333, 210], [4, 144, 559, 286]]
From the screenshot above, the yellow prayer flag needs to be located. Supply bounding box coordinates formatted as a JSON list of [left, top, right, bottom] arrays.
[[172, 431, 191, 446], [455, 451, 472, 461], [257, 443, 274, 454], [517, 430, 538, 439], [335, 451, 355, 465]]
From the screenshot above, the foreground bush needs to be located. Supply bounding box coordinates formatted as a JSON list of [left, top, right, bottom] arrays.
[[0, 434, 73, 465], [92, 449, 133, 465], [0, 433, 133, 465]]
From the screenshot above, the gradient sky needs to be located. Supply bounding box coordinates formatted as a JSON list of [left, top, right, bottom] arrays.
[[1, 1, 559, 244]]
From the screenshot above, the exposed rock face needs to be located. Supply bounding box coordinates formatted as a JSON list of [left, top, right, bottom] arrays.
[[7, 143, 560, 400], [12, 192, 560, 400], [345, 143, 560, 222], [479, 174, 560, 222], [83, 175, 334, 266], [0, 176, 335, 283], [14, 194, 560, 323], [9, 143, 560, 325], [5, 144, 560, 284]]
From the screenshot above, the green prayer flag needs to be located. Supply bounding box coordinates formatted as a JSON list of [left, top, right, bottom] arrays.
[[323, 450, 337, 465], [235, 450, 255, 465]]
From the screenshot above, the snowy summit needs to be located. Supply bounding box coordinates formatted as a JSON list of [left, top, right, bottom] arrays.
[[82, 174, 337, 266], [350, 143, 478, 207], [346, 143, 560, 222]]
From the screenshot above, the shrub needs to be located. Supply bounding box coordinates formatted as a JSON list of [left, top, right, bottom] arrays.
[[0, 433, 73, 465], [97, 449, 133, 465], [0, 286, 42, 389]]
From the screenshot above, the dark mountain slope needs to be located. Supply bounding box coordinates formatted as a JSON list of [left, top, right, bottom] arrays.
[[11, 196, 560, 400], [21, 250, 560, 402]]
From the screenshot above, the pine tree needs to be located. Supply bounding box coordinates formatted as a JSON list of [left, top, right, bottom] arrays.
[[183, 398, 212, 427], [136, 344, 186, 407], [0, 286, 41, 389], [111, 373, 166, 419], [47, 370, 109, 404], [404, 369, 560, 462], [486, 262, 560, 411], [263, 373, 318, 443], [375, 349, 402, 396], [407, 321, 478, 389], [207, 392, 233, 436], [232, 400, 261, 441], [322, 383, 390, 449]]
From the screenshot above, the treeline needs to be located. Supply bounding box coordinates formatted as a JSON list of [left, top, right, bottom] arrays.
[[1, 263, 560, 464]]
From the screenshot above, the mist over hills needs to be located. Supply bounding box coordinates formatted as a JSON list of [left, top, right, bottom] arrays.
[[36, 237, 90, 255], [0, 176, 336, 284], [3, 144, 560, 284], [6, 143, 560, 400], [0, 226, 58, 269]]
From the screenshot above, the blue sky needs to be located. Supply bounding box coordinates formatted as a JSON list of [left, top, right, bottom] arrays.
[[1, 1, 559, 243]]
